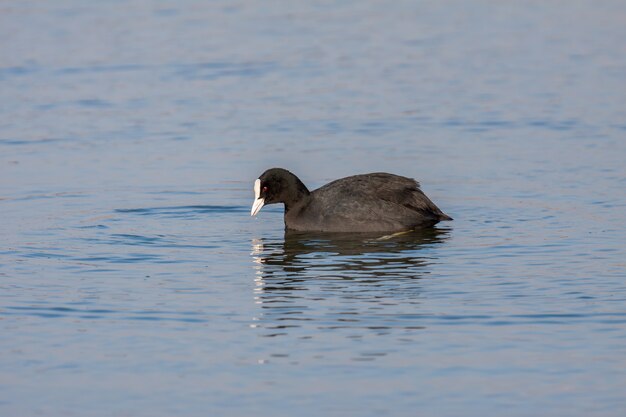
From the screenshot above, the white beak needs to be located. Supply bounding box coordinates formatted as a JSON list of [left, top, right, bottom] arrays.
[[251, 198, 265, 216], [251, 179, 265, 216]]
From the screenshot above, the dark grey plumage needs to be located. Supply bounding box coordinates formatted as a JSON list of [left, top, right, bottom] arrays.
[[252, 168, 452, 233]]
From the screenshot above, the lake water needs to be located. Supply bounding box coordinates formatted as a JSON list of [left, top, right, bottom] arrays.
[[1, 1, 626, 416]]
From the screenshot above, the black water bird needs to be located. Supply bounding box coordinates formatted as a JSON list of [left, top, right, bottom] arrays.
[[251, 168, 452, 233]]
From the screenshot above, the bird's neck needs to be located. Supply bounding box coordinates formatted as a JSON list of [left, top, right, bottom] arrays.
[[284, 179, 310, 212]]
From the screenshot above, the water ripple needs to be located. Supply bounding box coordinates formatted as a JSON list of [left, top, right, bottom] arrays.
[[3, 305, 208, 323], [115, 205, 248, 217]]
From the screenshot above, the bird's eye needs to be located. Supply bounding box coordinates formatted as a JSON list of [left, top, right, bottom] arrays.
[[262, 186, 268, 192]]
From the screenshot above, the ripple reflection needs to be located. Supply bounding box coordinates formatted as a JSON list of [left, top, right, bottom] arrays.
[[250, 229, 450, 338]]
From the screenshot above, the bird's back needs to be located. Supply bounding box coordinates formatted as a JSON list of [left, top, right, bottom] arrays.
[[285, 173, 451, 232]]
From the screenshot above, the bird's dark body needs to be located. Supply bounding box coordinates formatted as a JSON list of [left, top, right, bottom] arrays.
[[253, 168, 452, 233]]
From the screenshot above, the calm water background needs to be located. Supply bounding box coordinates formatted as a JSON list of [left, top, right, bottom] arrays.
[[2, 1, 626, 416]]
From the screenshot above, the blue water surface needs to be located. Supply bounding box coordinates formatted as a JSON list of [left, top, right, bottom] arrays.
[[1, 1, 626, 416]]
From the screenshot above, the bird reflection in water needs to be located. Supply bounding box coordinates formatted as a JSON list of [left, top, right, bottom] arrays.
[[250, 228, 450, 339]]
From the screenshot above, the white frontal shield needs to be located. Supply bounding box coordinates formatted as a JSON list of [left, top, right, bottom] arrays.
[[251, 179, 265, 216]]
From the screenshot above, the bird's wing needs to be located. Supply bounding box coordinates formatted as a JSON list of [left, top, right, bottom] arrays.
[[315, 173, 449, 220]]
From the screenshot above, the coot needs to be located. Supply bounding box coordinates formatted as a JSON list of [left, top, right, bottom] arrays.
[[251, 168, 452, 233]]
